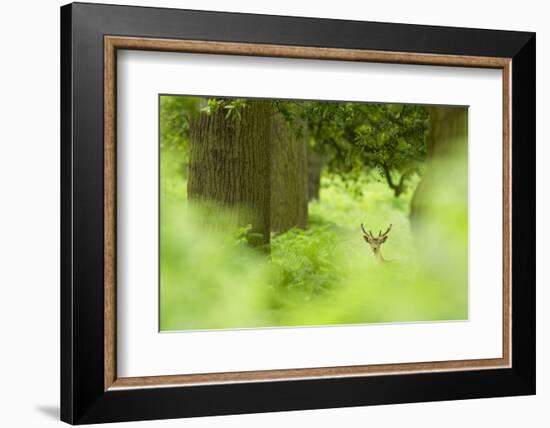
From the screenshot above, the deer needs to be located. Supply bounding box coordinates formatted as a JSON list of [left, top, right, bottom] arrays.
[[361, 223, 392, 262]]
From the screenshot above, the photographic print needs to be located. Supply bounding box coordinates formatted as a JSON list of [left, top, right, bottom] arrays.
[[159, 95, 468, 332]]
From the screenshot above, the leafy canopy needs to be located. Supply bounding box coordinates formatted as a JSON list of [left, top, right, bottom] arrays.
[[160, 96, 429, 196]]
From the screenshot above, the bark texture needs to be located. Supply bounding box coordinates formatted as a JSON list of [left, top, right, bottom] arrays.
[[270, 113, 309, 233], [188, 100, 273, 246]]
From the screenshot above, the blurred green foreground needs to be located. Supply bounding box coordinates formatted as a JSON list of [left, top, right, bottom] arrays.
[[161, 179, 467, 331]]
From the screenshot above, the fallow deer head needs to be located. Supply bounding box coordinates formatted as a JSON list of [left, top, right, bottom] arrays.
[[361, 223, 392, 262]]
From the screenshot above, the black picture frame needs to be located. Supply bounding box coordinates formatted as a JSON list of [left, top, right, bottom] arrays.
[[61, 2, 535, 424]]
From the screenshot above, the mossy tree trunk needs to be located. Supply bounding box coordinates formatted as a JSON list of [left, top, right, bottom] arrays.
[[270, 113, 309, 233], [188, 100, 273, 247]]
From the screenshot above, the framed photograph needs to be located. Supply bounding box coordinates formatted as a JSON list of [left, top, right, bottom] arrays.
[[60, 2, 535, 424]]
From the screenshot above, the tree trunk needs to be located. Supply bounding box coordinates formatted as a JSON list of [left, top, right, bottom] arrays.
[[270, 113, 308, 233], [410, 106, 468, 233], [188, 100, 272, 247], [307, 148, 323, 201], [382, 164, 415, 198]]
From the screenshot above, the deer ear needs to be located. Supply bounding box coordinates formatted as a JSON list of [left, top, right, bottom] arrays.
[[382, 236, 388, 243], [363, 235, 370, 243]]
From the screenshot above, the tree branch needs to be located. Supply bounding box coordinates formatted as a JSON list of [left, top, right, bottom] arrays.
[[382, 163, 397, 191]]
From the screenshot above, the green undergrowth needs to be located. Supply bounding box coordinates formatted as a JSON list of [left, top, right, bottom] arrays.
[[160, 171, 468, 331]]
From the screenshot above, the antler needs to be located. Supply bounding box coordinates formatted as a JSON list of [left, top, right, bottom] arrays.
[[360, 223, 374, 239], [380, 224, 392, 238], [362, 223, 392, 240]]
